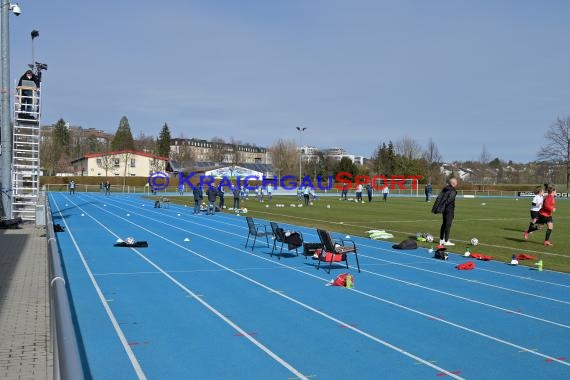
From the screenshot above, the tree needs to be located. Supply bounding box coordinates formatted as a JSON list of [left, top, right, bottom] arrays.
[[370, 141, 396, 176], [157, 123, 171, 158], [227, 137, 244, 165], [207, 137, 227, 163], [40, 119, 70, 175], [53, 118, 70, 150], [479, 145, 491, 164], [538, 116, 570, 190], [149, 157, 164, 174], [134, 131, 156, 153], [119, 151, 133, 189], [394, 136, 423, 175], [335, 157, 358, 177], [111, 116, 135, 151], [488, 157, 501, 169], [423, 138, 443, 183], [170, 143, 195, 170], [268, 138, 298, 177], [40, 137, 58, 176], [97, 154, 116, 178]]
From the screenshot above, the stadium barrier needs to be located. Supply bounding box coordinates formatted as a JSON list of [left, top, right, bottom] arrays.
[[44, 184, 551, 198], [46, 198, 86, 380]]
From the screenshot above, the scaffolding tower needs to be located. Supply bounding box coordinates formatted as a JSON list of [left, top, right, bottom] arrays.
[[11, 81, 41, 221]]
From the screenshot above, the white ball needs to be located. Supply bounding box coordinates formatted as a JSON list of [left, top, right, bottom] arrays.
[[470, 237, 479, 246], [266, 204, 269, 208], [327, 204, 331, 208], [126, 237, 135, 245], [426, 234, 434, 243]]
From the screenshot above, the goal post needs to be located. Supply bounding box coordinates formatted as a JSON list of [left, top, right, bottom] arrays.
[[372, 177, 420, 197]]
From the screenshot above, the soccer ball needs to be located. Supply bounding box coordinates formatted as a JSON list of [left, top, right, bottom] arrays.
[[425, 234, 434, 243], [470, 238, 479, 246], [126, 237, 135, 245]]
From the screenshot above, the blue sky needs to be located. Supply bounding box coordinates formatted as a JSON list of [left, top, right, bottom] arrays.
[[8, 0, 570, 162]]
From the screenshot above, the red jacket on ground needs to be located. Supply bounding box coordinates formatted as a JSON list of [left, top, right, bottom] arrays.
[[539, 194, 556, 217]]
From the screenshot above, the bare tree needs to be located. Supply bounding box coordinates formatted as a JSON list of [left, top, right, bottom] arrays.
[[395, 136, 423, 160], [149, 157, 164, 174], [394, 136, 423, 175], [227, 137, 244, 165], [171, 143, 195, 169], [479, 145, 491, 164], [97, 154, 116, 178], [207, 137, 227, 163], [423, 138, 443, 183], [40, 137, 59, 176], [268, 138, 298, 177], [538, 116, 570, 190], [119, 151, 133, 189], [134, 131, 157, 153]]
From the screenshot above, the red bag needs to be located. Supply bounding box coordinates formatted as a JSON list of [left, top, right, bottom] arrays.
[[316, 249, 344, 262], [332, 273, 348, 286], [331, 273, 354, 288], [470, 253, 493, 261], [456, 261, 476, 270], [516, 254, 537, 261]]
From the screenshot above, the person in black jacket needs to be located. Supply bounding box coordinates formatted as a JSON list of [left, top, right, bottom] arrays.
[[192, 185, 203, 214], [206, 186, 217, 215], [432, 178, 458, 246], [232, 186, 241, 209], [18, 69, 40, 117], [217, 183, 225, 209]]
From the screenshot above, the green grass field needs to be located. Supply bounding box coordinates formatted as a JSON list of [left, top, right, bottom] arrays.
[[165, 195, 570, 273]]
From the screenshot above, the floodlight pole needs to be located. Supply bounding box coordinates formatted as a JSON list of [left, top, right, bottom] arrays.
[[296, 126, 306, 180], [1, 0, 13, 219]]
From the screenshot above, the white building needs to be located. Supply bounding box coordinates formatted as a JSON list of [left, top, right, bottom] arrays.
[[70, 150, 169, 177]]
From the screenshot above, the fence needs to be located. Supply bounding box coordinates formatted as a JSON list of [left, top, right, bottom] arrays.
[[44, 183, 171, 194], [44, 183, 537, 198], [46, 197, 86, 380]]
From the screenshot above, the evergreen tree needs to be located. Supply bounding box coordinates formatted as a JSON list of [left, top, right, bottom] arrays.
[[53, 118, 70, 154], [111, 116, 135, 151], [335, 156, 358, 177], [157, 123, 172, 157]]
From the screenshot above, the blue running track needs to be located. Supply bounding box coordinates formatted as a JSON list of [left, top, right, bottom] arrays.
[[48, 193, 570, 380]]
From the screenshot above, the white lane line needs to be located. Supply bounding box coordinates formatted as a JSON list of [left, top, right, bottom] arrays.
[[93, 267, 290, 277], [105, 195, 570, 307], [358, 250, 570, 305], [50, 194, 147, 380], [246, 208, 570, 259], [74, 195, 465, 379], [81, 194, 570, 368], [104, 195, 570, 301], [60, 195, 309, 380], [359, 268, 570, 329]]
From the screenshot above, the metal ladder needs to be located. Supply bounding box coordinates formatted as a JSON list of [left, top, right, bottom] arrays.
[[11, 84, 41, 221]]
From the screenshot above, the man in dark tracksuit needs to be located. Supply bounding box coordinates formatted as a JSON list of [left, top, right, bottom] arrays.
[[233, 186, 241, 209], [432, 178, 458, 246], [192, 185, 203, 215], [206, 186, 218, 215]]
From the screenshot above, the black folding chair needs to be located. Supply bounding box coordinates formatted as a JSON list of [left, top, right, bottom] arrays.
[[245, 216, 271, 251], [316, 229, 360, 273], [270, 222, 303, 259]]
